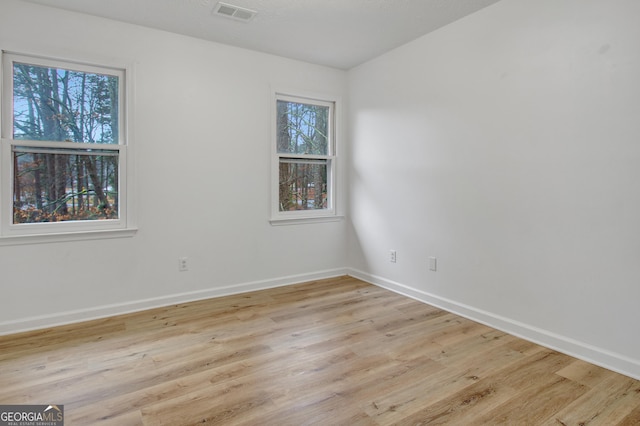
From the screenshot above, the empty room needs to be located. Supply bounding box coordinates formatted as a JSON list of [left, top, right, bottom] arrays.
[[1, 0, 640, 424]]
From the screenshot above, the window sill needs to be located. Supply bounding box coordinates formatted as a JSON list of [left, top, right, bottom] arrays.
[[0, 228, 138, 246], [270, 215, 344, 226]]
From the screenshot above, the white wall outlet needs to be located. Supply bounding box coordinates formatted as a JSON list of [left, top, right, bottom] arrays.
[[179, 257, 189, 272], [390, 250, 397, 263], [429, 256, 437, 271]]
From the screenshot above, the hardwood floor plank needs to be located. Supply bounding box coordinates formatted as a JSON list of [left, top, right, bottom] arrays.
[[543, 374, 640, 425], [618, 405, 640, 426], [141, 379, 276, 426], [388, 378, 517, 425], [556, 358, 619, 388], [0, 276, 639, 425], [476, 375, 587, 424], [75, 408, 144, 426]]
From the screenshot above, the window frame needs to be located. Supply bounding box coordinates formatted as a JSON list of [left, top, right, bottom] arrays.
[[0, 51, 136, 244], [270, 91, 340, 224]]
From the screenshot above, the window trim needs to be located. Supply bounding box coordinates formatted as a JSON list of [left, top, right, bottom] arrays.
[[270, 90, 341, 224], [0, 50, 137, 244]]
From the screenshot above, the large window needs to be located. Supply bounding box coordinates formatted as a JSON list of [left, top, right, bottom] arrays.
[[272, 93, 337, 222], [1, 52, 133, 241]]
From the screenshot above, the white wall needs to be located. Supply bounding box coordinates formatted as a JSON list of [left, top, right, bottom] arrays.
[[0, 0, 348, 332], [348, 0, 640, 378]]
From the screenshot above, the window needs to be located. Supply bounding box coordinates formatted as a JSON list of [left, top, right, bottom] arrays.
[[1, 52, 134, 241], [272, 93, 338, 223]]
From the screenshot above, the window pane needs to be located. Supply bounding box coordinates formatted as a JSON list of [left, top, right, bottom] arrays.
[[13, 62, 119, 144], [279, 160, 328, 211], [13, 148, 119, 223], [276, 100, 329, 155]]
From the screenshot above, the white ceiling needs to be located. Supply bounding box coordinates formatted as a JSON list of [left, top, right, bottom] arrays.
[[21, 0, 503, 69]]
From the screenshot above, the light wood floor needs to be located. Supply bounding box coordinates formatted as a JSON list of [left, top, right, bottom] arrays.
[[1, 276, 639, 425]]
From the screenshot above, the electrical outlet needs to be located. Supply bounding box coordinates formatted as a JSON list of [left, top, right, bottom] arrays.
[[429, 256, 437, 271], [179, 257, 189, 272], [390, 250, 397, 263]]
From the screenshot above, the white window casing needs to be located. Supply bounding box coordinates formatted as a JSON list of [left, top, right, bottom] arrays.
[[0, 51, 136, 244], [270, 90, 342, 225]]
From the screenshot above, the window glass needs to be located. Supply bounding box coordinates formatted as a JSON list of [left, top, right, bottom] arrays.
[[274, 95, 335, 218], [278, 159, 328, 211], [9, 61, 121, 225], [13, 146, 119, 223], [276, 100, 329, 156], [13, 62, 119, 144]]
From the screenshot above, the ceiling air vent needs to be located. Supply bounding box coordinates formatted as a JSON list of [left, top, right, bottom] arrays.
[[213, 2, 257, 22]]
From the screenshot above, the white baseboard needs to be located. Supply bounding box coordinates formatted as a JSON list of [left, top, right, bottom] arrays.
[[0, 268, 348, 336], [348, 268, 640, 381]]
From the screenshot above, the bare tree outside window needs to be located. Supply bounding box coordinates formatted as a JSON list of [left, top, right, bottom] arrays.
[[11, 61, 120, 224], [276, 98, 331, 212]]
